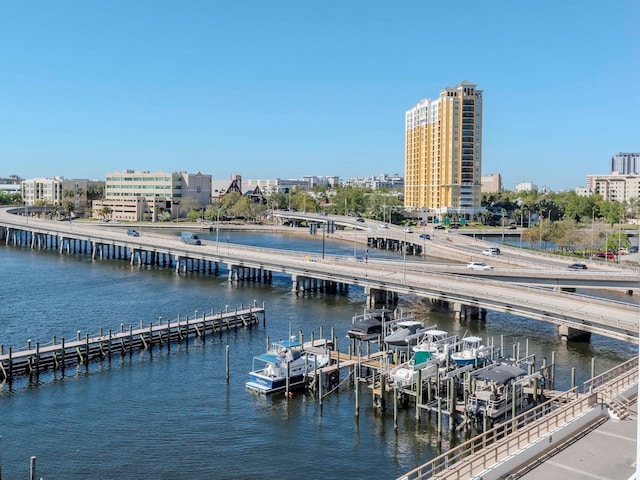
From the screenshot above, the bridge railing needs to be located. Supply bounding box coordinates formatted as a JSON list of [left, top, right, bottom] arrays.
[[397, 388, 583, 480], [583, 356, 638, 393]]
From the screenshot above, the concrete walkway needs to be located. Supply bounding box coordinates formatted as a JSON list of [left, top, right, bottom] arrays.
[[514, 402, 637, 480]]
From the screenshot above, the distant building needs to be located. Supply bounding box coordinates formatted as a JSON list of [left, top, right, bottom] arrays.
[[481, 174, 502, 193], [587, 173, 640, 203], [611, 152, 639, 175], [92, 170, 212, 222], [574, 186, 591, 197], [212, 174, 243, 199], [61, 178, 105, 215], [404, 81, 483, 220], [243, 176, 337, 195], [21, 177, 65, 206], [514, 181, 538, 193], [0, 175, 22, 194], [344, 173, 404, 190]]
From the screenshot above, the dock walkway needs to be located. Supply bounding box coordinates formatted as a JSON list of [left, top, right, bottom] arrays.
[[0, 302, 266, 382]]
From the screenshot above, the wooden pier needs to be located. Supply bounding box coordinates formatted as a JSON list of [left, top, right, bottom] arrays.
[[0, 302, 266, 383]]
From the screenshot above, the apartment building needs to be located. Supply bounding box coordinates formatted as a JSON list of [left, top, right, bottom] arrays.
[[586, 173, 640, 203], [404, 81, 483, 221], [21, 177, 65, 206]]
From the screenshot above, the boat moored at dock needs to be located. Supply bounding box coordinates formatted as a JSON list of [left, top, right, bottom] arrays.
[[465, 362, 531, 428], [246, 338, 329, 395], [450, 336, 489, 366]]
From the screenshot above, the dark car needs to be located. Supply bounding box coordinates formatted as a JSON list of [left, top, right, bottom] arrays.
[[630, 246, 639, 254], [127, 229, 140, 237], [356, 217, 365, 222], [449, 224, 459, 229], [419, 233, 431, 240], [434, 225, 445, 230], [568, 263, 587, 270]]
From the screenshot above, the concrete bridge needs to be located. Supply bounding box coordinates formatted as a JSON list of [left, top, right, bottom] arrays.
[[1, 208, 638, 344]]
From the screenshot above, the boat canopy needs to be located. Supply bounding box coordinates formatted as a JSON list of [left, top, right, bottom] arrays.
[[471, 364, 526, 384]]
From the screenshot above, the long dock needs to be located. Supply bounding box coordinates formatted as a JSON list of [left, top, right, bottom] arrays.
[[0, 302, 265, 383]]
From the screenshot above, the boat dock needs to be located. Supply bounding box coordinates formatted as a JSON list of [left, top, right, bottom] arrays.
[[0, 301, 265, 383]]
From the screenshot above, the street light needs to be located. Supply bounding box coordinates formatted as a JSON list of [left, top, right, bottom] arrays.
[[216, 207, 222, 253], [403, 230, 407, 283], [538, 209, 545, 251]]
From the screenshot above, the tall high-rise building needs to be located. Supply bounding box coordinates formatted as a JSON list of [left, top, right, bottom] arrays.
[[611, 152, 639, 175], [404, 81, 483, 220]]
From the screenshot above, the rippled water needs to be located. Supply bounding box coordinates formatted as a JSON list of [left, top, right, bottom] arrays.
[[0, 232, 636, 479]]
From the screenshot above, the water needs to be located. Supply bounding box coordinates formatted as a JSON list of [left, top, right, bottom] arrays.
[[0, 232, 636, 479]]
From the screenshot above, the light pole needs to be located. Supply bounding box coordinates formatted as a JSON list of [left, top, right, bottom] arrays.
[[216, 207, 222, 253], [591, 208, 595, 256], [403, 230, 407, 283], [538, 209, 544, 251]]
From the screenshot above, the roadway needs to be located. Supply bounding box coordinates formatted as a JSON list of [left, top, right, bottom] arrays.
[[2, 207, 639, 343]]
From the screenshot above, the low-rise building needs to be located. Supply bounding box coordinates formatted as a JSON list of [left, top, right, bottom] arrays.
[[92, 170, 212, 222]]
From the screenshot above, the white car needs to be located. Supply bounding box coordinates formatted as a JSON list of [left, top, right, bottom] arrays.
[[466, 262, 494, 270], [403, 227, 413, 233], [379, 223, 389, 229], [482, 247, 501, 256]]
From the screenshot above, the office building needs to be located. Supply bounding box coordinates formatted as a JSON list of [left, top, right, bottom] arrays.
[[404, 81, 483, 221], [93, 170, 212, 222]]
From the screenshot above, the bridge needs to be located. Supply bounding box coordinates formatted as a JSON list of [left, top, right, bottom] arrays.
[[1, 207, 638, 343]]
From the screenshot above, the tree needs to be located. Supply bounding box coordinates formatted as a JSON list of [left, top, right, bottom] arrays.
[[99, 206, 112, 220], [64, 201, 75, 219]]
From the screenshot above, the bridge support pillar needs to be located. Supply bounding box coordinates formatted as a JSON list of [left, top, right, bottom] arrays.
[[558, 324, 592, 343], [466, 306, 480, 320], [291, 274, 299, 292], [453, 302, 463, 320]]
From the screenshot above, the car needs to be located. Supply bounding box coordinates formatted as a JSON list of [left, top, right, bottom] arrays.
[[127, 229, 140, 237], [466, 262, 494, 270], [419, 233, 431, 240], [449, 224, 459, 230], [630, 246, 639, 253], [403, 227, 413, 233], [507, 225, 517, 230], [379, 223, 389, 229], [355, 217, 365, 222], [593, 251, 615, 259], [482, 247, 501, 256], [181, 231, 201, 245], [568, 263, 588, 270], [434, 225, 445, 230], [618, 248, 629, 255]]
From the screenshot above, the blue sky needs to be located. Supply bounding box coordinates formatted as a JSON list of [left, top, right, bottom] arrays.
[[1, 1, 637, 191]]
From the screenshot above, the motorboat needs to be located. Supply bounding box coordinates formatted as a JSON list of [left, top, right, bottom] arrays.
[[246, 338, 329, 395], [389, 350, 440, 388], [465, 363, 529, 427], [383, 319, 434, 350], [450, 336, 489, 366], [347, 309, 391, 341], [412, 329, 456, 365]]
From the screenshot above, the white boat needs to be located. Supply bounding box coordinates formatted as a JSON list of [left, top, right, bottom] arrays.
[[390, 350, 440, 388], [465, 363, 529, 427], [412, 329, 456, 365], [450, 336, 489, 366], [246, 338, 329, 395]]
